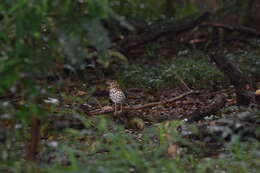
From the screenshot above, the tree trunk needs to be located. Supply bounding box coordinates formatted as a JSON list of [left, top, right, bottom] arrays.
[[165, 0, 175, 17], [239, 0, 255, 25], [26, 116, 40, 161]]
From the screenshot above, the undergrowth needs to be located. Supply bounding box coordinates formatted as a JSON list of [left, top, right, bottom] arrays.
[[119, 53, 229, 90], [118, 45, 260, 90], [1, 112, 259, 173], [227, 48, 260, 81]]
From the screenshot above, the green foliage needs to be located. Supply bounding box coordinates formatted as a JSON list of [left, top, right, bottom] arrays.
[[0, 0, 120, 170], [0, 0, 118, 126], [226, 49, 260, 80], [219, 0, 246, 15], [119, 52, 228, 89], [173, 55, 229, 88], [2, 113, 260, 172], [217, 0, 253, 24], [110, 0, 165, 20], [0, 1, 259, 172], [109, 0, 197, 22], [174, 1, 198, 18]]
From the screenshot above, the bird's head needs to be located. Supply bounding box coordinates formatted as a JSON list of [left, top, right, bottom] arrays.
[[106, 80, 120, 89]]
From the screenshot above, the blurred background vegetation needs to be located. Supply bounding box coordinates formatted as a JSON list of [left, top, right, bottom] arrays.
[[0, 0, 260, 172]]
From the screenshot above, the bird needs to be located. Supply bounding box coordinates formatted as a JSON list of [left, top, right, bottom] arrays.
[[106, 80, 126, 115]]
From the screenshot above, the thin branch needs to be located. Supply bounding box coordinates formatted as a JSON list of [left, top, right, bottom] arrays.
[[88, 90, 198, 115], [94, 97, 103, 109], [174, 74, 191, 91], [200, 22, 260, 36]]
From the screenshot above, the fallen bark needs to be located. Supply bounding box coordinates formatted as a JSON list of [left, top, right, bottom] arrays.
[[182, 94, 227, 122], [181, 110, 260, 142]]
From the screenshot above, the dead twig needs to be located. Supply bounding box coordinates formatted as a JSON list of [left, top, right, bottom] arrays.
[[133, 90, 197, 110], [93, 97, 103, 109], [174, 74, 191, 91]]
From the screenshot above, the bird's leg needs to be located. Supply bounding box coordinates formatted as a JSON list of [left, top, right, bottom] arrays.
[[114, 103, 117, 115], [120, 103, 123, 113]]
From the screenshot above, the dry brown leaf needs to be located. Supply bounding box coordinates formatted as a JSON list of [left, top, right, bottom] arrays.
[[76, 90, 87, 96], [256, 89, 260, 95], [189, 39, 206, 44], [102, 106, 113, 111], [227, 98, 236, 104], [167, 144, 178, 157]]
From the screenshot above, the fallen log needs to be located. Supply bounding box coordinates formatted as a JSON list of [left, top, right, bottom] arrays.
[[119, 12, 210, 53], [209, 53, 254, 106]]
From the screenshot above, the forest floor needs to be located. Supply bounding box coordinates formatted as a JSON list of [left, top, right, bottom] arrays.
[[31, 38, 260, 172], [2, 37, 260, 172]]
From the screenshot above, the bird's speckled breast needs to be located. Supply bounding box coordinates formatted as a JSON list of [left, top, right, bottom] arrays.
[[109, 88, 125, 103]]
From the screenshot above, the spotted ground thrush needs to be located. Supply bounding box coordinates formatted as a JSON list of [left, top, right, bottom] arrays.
[[106, 80, 126, 114]]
